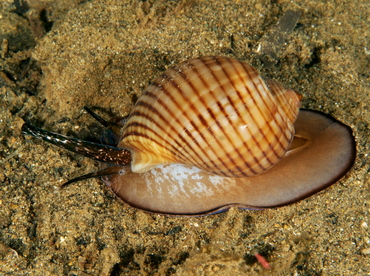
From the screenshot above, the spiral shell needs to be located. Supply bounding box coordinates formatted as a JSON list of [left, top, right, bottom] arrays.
[[119, 56, 301, 177]]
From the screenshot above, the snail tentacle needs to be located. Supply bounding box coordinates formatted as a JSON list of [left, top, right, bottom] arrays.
[[59, 166, 124, 189], [83, 106, 127, 146]]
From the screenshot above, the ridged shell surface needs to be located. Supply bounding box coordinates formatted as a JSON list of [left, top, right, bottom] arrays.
[[119, 56, 301, 177]]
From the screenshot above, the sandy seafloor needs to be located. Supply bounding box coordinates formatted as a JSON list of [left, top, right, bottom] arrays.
[[0, 0, 369, 275]]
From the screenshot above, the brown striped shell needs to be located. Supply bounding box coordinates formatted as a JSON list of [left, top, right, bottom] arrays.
[[119, 56, 301, 177]]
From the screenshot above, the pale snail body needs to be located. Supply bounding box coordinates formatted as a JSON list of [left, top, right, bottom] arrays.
[[22, 56, 356, 215]]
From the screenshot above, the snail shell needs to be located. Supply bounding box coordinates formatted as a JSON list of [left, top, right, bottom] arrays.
[[22, 56, 356, 215], [120, 56, 301, 177]]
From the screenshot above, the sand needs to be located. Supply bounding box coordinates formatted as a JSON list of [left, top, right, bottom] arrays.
[[0, 0, 369, 275]]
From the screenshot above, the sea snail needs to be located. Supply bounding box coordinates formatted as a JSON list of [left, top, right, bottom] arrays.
[[22, 56, 356, 215]]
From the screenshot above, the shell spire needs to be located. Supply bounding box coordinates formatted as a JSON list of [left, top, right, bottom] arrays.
[[266, 79, 302, 124], [119, 56, 302, 177]]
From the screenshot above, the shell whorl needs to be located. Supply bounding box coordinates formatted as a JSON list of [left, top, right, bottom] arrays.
[[119, 56, 301, 177]]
